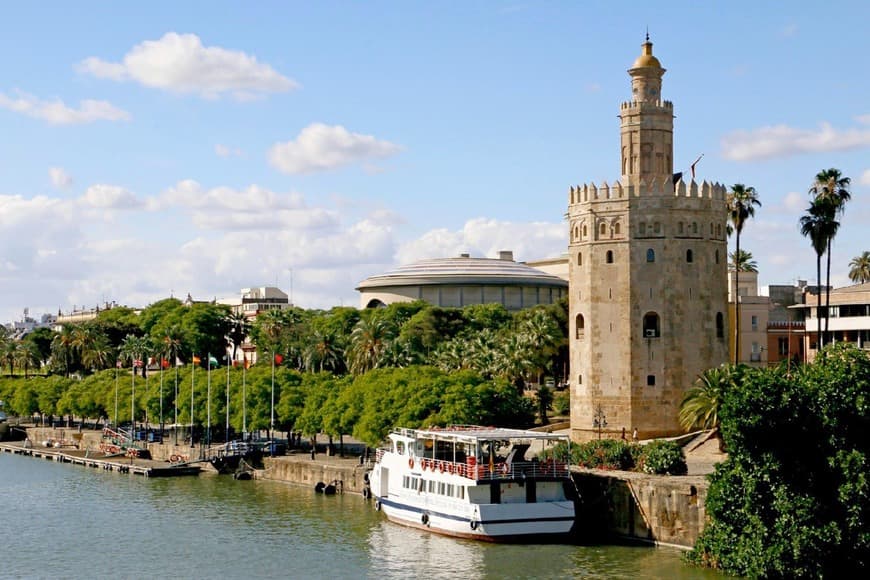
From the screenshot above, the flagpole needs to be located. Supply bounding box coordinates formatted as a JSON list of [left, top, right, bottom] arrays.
[[130, 361, 135, 442], [207, 352, 212, 447], [114, 363, 119, 427], [225, 346, 230, 442], [242, 354, 247, 436], [190, 358, 195, 449], [270, 352, 275, 456]]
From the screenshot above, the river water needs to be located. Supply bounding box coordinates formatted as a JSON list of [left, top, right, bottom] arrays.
[[0, 453, 721, 579]]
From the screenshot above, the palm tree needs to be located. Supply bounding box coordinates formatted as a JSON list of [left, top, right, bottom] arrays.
[[346, 316, 396, 375], [303, 330, 342, 373], [225, 312, 250, 364], [800, 198, 837, 352], [729, 249, 758, 273], [51, 324, 77, 377], [726, 184, 761, 364], [119, 334, 151, 426], [849, 251, 870, 284], [1, 339, 17, 376], [14, 341, 40, 379], [809, 168, 851, 343], [72, 325, 111, 372], [679, 364, 742, 451]]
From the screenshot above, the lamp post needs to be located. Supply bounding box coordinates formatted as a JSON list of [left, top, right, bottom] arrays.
[[593, 404, 607, 440]]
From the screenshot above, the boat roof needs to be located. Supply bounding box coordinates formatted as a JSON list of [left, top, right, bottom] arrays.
[[389, 425, 568, 444]]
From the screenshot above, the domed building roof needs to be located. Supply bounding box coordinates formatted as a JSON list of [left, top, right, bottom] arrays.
[[356, 251, 567, 310], [357, 253, 567, 290], [631, 38, 662, 70]]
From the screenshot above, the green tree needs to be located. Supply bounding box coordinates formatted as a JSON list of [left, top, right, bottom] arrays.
[[800, 197, 836, 351], [728, 249, 758, 273], [688, 344, 870, 576], [848, 251, 870, 284], [726, 183, 761, 365], [51, 324, 77, 377], [809, 168, 851, 345], [225, 311, 250, 363], [679, 364, 743, 451], [24, 327, 54, 368], [346, 316, 396, 375], [14, 340, 41, 379]]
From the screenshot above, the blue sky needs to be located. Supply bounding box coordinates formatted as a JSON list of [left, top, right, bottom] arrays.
[[1, 1, 869, 324]]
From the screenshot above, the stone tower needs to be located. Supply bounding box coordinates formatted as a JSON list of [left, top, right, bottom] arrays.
[[568, 38, 729, 441]]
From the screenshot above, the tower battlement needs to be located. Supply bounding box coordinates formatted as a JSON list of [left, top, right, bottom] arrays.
[[568, 178, 726, 205], [619, 99, 673, 112]]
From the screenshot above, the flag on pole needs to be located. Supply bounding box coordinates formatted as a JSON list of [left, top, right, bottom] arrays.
[[133, 359, 143, 368], [192, 355, 202, 365], [208, 355, 219, 368], [243, 355, 250, 369], [116, 360, 123, 369], [161, 358, 170, 369], [274, 354, 284, 365]]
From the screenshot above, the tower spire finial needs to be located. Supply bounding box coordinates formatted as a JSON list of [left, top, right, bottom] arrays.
[[645, 27, 649, 42]]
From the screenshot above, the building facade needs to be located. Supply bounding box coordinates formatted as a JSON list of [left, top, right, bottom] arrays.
[[794, 282, 870, 360], [568, 38, 729, 441], [356, 251, 567, 310]]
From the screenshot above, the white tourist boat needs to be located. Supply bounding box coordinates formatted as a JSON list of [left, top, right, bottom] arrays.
[[368, 425, 577, 541]]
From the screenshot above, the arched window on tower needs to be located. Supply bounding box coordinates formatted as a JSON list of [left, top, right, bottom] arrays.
[[715, 249, 720, 264], [716, 312, 724, 338], [583, 225, 587, 238], [646, 248, 655, 263], [606, 250, 614, 264], [600, 223, 607, 237], [643, 312, 660, 338], [577, 252, 582, 266], [686, 249, 693, 263], [692, 222, 698, 235], [614, 222, 621, 235], [575, 314, 585, 339]]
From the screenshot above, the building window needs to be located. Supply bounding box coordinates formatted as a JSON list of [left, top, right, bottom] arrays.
[[678, 222, 684, 234], [692, 222, 698, 234], [575, 314, 585, 339], [643, 312, 660, 338], [573, 226, 579, 241], [646, 248, 655, 263], [582, 225, 587, 238], [686, 249, 693, 263], [606, 250, 614, 264], [751, 342, 761, 362], [577, 374, 582, 385], [715, 249, 720, 264], [640, 222, 646, 235], [654, 222, 661, 234], [577, 252, 582, 266], [600, 223, 607, 236], [751, 315, 758, 332], [716, 312, 724, 338], [647, 375, 656, 386], [614, 222, 621, 235], [778, 337, 789, 356]]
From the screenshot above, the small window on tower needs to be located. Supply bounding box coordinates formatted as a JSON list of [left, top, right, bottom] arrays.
[[575, 314, 585, 339], [577, 252, 582, 266], [600, 223, 607, 236], [614, 222, 621, 235], [583, 225, 587, 238], [643, 312, 660, 338], [716, 312, 724, 338], [647, 248, 655, 263], [640, 222, 647, 235], [647, 375, 656, 386], [606, 250, 614, 264], [715, 249, 720, 264], [678, 222, 684, 235], [686, 249, 693, 263]]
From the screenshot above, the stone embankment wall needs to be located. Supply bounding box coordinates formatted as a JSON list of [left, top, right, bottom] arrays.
[[258, 455, 370, 493], [573, 469, 708, 549]]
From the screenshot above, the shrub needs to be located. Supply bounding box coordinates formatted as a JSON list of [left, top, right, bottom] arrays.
[[552, 391, 570, 416], [638, 440, 687, 475], [574, 439, 635, 470]]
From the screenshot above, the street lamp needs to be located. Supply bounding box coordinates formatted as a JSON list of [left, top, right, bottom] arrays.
[[593, 404, 607, 440]]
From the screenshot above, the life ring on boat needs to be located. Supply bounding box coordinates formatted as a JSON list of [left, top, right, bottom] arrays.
[[409, 457, 415, 469], [374, 500, 381, 511], [500, 463, 510, 475], [439, 462, 445, 473], [447, 463, 454, 474], [470, 520, 479, 531], [169, 454, 181, 463], [421, 513, 430, 527]]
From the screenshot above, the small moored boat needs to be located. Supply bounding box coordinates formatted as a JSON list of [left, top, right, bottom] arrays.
[[368, 425, 577, 541]]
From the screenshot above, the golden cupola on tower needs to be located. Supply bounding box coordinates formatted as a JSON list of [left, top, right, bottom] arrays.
[[631, 35, 662, 70]]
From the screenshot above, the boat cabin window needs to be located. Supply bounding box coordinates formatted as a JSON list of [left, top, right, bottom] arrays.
[[395, 441, 405, 455]]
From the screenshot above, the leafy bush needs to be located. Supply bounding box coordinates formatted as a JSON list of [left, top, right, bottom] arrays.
[[574, 439, 635, 470], [638, 440, 687, 475], [687, 344, 870, 577], [552, 391, 570, 416]]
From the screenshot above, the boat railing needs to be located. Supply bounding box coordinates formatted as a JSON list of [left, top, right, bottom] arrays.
[[415, 457, 569, 480]]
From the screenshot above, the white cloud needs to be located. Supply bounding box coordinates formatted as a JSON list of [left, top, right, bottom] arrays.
[[0, 90, 131, 125], [268, 123, 403, 174], [860, 169, 870, 186], [77, 32, 298, 100], [49, 167, 73, 189], [215, 144, 243, 158], [81, 184, 142, 209], [396, 218, 566, 265], [722, 120, 870, 161], [782, 191, 805, 212]]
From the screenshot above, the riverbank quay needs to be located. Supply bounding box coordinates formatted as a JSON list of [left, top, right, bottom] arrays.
[[0, 440, 200, 476]]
